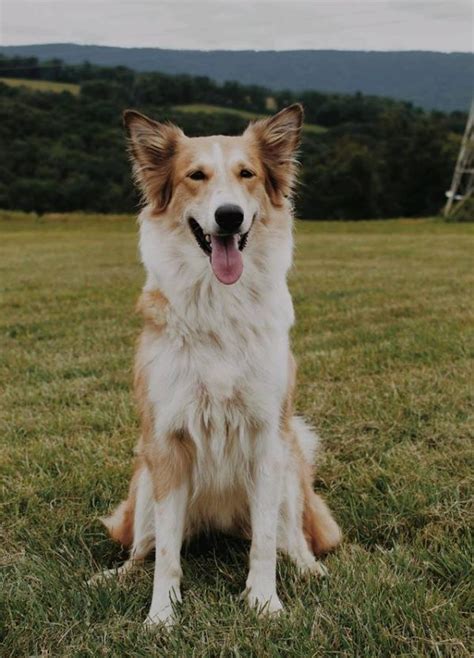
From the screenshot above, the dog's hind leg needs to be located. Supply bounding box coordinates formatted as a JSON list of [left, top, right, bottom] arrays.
[[278, 418, 341, 575], [278, 444, 328, 577], [121, 464, 155, 570], [89, 463, 155, 585], [292, 416, 342, 556]]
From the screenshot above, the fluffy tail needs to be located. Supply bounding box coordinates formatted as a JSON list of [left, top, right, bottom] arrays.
[[101, 498, 135, 548], [100, 461, 144, 548], [303, 486, 342, 555]]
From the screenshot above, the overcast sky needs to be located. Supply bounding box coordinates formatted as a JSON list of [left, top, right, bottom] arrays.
[[1, 0, 472, 52]]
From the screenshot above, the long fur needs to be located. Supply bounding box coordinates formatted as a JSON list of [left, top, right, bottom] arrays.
[[96, 105, 341, 625]]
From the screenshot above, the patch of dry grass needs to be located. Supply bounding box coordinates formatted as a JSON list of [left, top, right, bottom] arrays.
[[0, 77, 80, 95]]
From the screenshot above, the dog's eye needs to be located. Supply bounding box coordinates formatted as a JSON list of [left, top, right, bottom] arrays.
[[240, 169, 255, 179], [189, 170, 206, 181]]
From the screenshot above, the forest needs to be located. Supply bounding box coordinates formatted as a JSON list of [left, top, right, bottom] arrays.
[[0, 55, 466, 219]]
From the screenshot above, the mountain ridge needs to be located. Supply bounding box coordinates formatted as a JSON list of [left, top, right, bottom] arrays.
[[1, 43, 472, 112]]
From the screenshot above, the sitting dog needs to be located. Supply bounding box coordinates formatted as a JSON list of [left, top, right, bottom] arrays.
[[94, 104, 341, 626]]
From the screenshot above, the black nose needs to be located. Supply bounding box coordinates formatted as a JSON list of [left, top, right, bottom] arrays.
[[214, 204, 244, 233]]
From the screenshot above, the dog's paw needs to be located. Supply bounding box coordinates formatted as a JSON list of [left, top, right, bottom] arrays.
[[296, 557, 329, 578], [86, 567, 120, 586], [309, 559, 329, 578], [87, 559, 139, 587], [246, 588, 283, 616], [144, 588, 181, 630], [285, 544, 329, 578], [144, 604, 176, 630]]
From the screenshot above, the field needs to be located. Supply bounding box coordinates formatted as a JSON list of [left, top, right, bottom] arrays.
[[1, 213, 472, 656], [173, 103, 327, 134], [0, 77, 80, 95]]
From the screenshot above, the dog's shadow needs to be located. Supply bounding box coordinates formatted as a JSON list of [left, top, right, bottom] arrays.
[[181, 532, 250, 595], [90, 529, 250, 598]]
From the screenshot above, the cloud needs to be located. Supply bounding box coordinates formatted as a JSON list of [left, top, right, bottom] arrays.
[[1, 0, 472, 51]]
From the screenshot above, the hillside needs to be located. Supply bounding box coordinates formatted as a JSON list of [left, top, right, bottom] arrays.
[[0, 43, 472, 112]]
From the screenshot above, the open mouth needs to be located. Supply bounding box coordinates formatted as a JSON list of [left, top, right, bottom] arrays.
[[189, 218, 249, 255], [189, 218, 249, 285]]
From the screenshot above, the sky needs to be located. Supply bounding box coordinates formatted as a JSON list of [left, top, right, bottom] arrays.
[[1, 0, 472, 52]]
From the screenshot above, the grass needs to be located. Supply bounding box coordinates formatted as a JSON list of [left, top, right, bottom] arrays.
[[1, 212, 472, 656], [173, 103, 327, 134], [0, 77, 80, 95]]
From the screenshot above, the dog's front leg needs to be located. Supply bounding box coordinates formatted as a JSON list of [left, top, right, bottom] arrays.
[[246, 427, 284, 614], [145, 478, 189, 628]]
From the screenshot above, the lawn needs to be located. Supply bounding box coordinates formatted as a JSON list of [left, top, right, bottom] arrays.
[[0, 77, 80, 95], [173, 103, 327, 134], [0, 212, 472, 657]]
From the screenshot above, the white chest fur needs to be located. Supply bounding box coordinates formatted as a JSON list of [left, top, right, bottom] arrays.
[[138, 210, 295, 508], [144, 290, 291, 487]]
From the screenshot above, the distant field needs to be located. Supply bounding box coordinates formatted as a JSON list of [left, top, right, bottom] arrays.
[[1, 213, 472, 656], [174, 103, 327, 134], [0, 77, 80, 95]]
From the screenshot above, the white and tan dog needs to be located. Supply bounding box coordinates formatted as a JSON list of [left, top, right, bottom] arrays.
[[93, 104, 341, 626]]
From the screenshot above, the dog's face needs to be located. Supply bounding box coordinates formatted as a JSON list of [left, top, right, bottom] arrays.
[[124, 104, 303, 284]]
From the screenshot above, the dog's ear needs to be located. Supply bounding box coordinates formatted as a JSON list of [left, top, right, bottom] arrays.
[[123, 110, 183, 213], [245, 103, 303, 206]]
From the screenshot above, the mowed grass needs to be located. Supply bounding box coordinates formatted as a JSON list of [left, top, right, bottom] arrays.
[[173, 103, 327, 134], [0, 212, 472, 657], [0, 77, 80, 95]]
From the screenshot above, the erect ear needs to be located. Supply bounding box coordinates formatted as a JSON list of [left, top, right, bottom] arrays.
[[123, 109, 183, 213], [244, 103, 304, 206]]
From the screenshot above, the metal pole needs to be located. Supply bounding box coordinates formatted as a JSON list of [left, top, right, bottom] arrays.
[[444, 99, 474, 217]]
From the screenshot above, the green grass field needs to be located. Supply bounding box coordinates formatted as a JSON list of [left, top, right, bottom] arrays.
[[1, 212, 472, 656], [173, 103, 327, 134], [0, 77, 80, 95]]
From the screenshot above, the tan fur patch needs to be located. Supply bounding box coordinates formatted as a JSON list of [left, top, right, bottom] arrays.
[[302, 486, 342, 556], [136, 289, 169, 328], [141, 432, 194, 502], [280, 351, 297, 433]]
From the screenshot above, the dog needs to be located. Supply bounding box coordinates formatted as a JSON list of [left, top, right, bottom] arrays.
[[92, 104, 341, 626]]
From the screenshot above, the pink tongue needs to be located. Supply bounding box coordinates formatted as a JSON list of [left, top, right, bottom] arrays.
[[210, 234, 243, 285]]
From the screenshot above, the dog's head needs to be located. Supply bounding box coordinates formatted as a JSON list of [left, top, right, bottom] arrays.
[[124, 104, 303, 285]]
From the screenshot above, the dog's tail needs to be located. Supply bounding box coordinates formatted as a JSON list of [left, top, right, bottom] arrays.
[[303, 486, 342, 555], [292, 416, 342, 556], [100, 461, 144, 549], [100, 498, 135, 548]]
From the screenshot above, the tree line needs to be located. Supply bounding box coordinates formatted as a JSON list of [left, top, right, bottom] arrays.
[[0, 56, 465, 219]]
